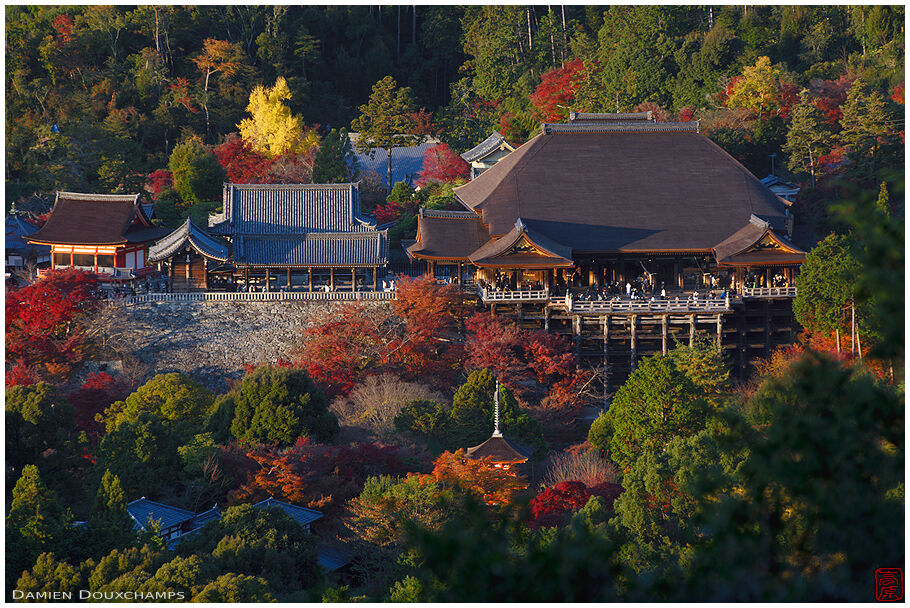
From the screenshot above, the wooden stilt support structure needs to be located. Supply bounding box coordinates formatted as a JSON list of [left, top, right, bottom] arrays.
[[689, 314, 695, 347], [351, 267, 356, 292], [716, 314, 723, 351], [661, 315, 668, 355], [308, 267, 313, 292], [630, 314, 638, 370], [330, 267, 335, 292]]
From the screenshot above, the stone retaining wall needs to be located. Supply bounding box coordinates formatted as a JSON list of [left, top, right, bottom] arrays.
[[95, 300, 390, 390]]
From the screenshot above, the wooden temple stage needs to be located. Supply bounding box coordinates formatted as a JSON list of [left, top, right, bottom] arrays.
[[481, 288, 798, 386]]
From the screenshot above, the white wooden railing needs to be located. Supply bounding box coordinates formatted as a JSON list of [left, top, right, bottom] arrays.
[[478, 287, 549, 302], [569, 295, 732, 314], [740, 287, 797, 298], [107, 291, 397, 305]]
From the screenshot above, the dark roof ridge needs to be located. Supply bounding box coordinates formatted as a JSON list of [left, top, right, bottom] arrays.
[[568, 111, 653, 122], [542, 122, 699, 134], [697, 135, 794, 209], [56, 191, 140, 203], [419, 208, 480, 219]]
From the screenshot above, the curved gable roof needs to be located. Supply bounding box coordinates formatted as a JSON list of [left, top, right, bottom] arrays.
[[27, 192, 149, 246], [453, 126, 791, 253]]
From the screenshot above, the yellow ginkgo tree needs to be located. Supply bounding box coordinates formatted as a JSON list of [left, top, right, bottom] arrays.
[[238, 77, 318, 158]]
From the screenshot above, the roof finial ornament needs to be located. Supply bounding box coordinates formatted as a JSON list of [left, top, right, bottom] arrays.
[[492, 378, 502, 437]]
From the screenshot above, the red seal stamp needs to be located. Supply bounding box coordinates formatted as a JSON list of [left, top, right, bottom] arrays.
[[875, 568, 904, 601]]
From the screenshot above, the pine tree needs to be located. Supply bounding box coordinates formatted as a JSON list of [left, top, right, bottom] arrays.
[[783, 90, 830, 187], [351, 76, 420, 192], [839, 79, 893, 175], [312, 128, 359, 183], [84, 470, 135, 556]]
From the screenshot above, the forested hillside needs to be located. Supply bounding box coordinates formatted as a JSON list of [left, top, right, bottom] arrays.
[[6, 5, 904, 209]]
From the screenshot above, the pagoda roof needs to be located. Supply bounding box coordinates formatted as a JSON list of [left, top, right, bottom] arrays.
[[465, 434, 531, 463], [460, 131, 515, 163], [452, 122, 791, 254], [27, 192, 163, 246], [407, 209, 490, 261], [148, 218, 230, 263]]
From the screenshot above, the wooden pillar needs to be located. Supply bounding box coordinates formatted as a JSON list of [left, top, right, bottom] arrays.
[[265, 267, 270, 292], [352, 267, 356, 292], [689, 314, 695, 347], [630, 315, 637, 370], [287, 267, 291, 289], [518, 303, 524, 329], [618, 258, 625, 283], [308, 267, 313, 292], [330, 267, 335, 291], [603, 316, 610, 395], [764, 300, 771, 356], [676, 259, 683, 290], [738, 306, 746, 381], [573, 316, 582, 355], [544, 308, 550, 331], [662, 314, 668, 355], [372, 267, 378, 291], [716, 314, 723, 351]]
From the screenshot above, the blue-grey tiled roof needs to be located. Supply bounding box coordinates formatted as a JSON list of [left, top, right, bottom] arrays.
[[236, 231, 388, 267], [6, 215, 48, 256], [461, 131, 511, 163], [221, 183, 375, 234], [127, 498, 195, 531], [253, 498, 323, 527], [317, 545, 350, 572], [350, 139, 438, 187]]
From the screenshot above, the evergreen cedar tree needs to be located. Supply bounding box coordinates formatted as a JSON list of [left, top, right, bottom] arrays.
[[210, 365, 338, 446], [792, 233, 861, 338], [6, 269, 100, 378], [95, 412, 183, 499], [6, 465, 73, 589], [312, 128, 359, 184]]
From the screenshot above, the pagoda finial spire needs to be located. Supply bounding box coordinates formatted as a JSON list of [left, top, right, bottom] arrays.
[[492, 378, 502, 437]]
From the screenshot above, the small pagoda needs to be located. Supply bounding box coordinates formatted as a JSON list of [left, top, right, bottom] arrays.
[[465, 379, 532, 471]]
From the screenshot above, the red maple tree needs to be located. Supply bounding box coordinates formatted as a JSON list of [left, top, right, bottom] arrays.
[[415, 143, 469, 187], [6, 269, 100, 376], [146, 169, 173, 199], [213, 133, 273, 183], [67, 372, 132, 436], [465, 312, 589, 408], [530, 480, 623, 528], [530, 58, 588, 122], [428, 449, 528, 506]]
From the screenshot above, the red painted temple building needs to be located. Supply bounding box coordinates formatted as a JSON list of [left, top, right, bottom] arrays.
[[26, 192, 169, 282]]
